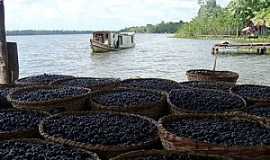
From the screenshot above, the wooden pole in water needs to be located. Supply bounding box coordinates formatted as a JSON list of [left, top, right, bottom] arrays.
[[0, 0, 10, 84], [213, 52, 218, 71], [7, 42, 19, 82]]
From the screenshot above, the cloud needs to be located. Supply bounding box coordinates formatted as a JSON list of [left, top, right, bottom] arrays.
[[5, 0, 231, 30]]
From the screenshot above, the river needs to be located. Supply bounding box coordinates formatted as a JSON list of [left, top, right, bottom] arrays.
[[7, 33, 270, 85]]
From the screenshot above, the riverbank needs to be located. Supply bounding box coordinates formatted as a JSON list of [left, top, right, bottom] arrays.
[[175, 34, 270, 43]]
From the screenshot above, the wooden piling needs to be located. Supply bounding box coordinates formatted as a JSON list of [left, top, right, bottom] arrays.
[[0, 0, 10, 84], [7, 42, 19, 82], [213, 53, 218, 71]]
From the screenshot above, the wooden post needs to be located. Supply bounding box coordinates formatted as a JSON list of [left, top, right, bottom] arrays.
[[213, 52, 218, 71], [7, 42, 19, 82], [0, 0, 9, 84]]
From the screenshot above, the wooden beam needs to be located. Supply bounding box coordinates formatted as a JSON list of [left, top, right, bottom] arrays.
[[7, 42, 19, 82], [0, 0, 9, 84]]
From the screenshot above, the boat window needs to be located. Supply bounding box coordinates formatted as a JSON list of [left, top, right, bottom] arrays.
[[106, 33, 109, 39]]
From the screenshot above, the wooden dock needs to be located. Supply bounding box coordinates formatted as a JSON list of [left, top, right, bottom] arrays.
[[212, 42, 270, 55]]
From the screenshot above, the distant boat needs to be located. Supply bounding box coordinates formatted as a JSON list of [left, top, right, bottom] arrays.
[[90, 31, 135, 53]]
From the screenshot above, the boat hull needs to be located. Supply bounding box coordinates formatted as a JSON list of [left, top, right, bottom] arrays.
[[90, 39, 134, 53]]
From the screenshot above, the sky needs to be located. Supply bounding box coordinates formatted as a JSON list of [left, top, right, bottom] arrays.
[[5, 0, 231, 31]]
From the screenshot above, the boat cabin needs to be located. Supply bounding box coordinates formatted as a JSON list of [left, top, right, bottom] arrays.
[[91, 31, 135, 52]]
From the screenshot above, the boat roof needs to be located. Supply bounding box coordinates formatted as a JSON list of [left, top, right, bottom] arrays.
[[93, 31, 135, 35], [93, 31, 118, 34], [120, 32, 135, 36]]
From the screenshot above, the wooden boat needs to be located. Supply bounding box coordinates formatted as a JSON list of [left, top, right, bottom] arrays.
[[90, 31, 135, 53]]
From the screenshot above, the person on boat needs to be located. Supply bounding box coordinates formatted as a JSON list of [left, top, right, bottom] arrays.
[[114, 39, 119, 48]]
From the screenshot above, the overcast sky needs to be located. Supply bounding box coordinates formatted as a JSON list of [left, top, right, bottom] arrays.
[[5, 0, 231, 30]]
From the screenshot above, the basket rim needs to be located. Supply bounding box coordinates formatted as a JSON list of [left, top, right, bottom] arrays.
[[39, 111, 160, 152], [158, 113, 270, 150], [7, 85, 91, 105], [0, 138, 101, 160], [15, 74, 75, 85], [89, 88, 167, 110], [178, 81, 235, 91], [186, 69, 239, 76], [120, 78, 179, 84], [167, 88, 247, 113], [119, 78, 179, 91], [0, 109, 50, 136], [230, 84, 270, 104], [110, 149, 234, 160], [50, 77, 121, 86], [179, 80, 236, 86]]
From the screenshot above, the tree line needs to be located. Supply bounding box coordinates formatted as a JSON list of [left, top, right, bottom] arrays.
[[120, 21, 185, 33], [176, 0, 270, 37], [7, 30, 94, 36]]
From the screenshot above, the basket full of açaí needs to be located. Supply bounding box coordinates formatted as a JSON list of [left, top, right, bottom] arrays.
[[0, 72, 270, 160]]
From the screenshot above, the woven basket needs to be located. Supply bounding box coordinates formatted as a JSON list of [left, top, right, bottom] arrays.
[[186, 69, 239, 84], [15, 74, 74, 86], [110, 149, 234, 160], [179, 81, 235, 92], [231, 85, 270, 106], [244, 104, 270, 126], [0, 109, 49, 140], [0, 138, 101, 160], [167, 88, 246, 115], [7, 85, 91, 112], [158, 113, 270, 159], [88, 88, 167, 119], [39, 111, 160, 159], [50, 77, 120, 91], [118, 78, 181, 93]]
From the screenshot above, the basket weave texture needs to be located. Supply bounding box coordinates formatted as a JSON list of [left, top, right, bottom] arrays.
[[158, 113, 270, 159], [167, 88, 246, 114], [0, 138, 101, 160], [7, 85, 91, 112], [39, 111, 160, 159], [231, 85, 270, 106], [186, 69, 239, 83], [110, 149, 234, 160], [0, 109, 49, 140], [50, 77, 120, 91], [89, 88, 167, 119]]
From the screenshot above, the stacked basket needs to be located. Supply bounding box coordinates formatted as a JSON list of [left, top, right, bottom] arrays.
[[51, 77, 120, 91], [186, 69, 239, 84], [0, 109, 49, 140], [158, 113, 270, 159], [7, 85, 91, 113], [167, 88, 246, 114], [89, 88, 167, 119], [110, 150, 233, 160], [0, 138, 101, 160], [39, 111, 160, 159]]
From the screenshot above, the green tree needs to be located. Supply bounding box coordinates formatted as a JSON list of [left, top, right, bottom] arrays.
[[177, 0, 270, 37]]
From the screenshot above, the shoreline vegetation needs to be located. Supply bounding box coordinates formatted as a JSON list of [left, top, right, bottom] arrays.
[[175, 35, 270, 43], [120, 21, 185, 33], [122, 0, 270, 43], [175, 0, 270, 42]]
